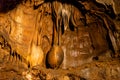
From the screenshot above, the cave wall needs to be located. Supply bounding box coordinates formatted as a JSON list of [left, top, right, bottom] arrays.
[[0, 0, 119, 69]]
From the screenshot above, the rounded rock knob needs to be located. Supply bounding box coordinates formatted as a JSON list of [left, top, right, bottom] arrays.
[[46, 45, 64, 69]]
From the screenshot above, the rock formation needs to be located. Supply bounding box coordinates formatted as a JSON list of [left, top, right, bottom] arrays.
[[0, 0, 120, 79]]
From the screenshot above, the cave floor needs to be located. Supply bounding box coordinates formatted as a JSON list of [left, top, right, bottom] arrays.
[[0, 48, 120, 80]]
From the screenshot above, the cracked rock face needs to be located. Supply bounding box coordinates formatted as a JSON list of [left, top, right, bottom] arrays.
[[96, 0, 120, 15], [0, 0, 120, 79]]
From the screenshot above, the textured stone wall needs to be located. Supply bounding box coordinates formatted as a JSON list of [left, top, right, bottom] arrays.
[[0, 0, 120, 79], [96, 0, 120, 15], [0, 0, 119, 68]]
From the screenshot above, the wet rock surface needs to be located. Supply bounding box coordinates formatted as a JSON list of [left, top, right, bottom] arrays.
[[0, 0, 120, 80]]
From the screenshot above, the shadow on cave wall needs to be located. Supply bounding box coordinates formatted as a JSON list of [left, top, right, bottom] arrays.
[[0, 0, 23, 13], [40, 0, 116, 19], [0, 0, 116, 19]]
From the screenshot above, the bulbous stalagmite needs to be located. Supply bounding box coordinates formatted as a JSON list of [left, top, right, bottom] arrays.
[[46, 45, 64, 69]]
